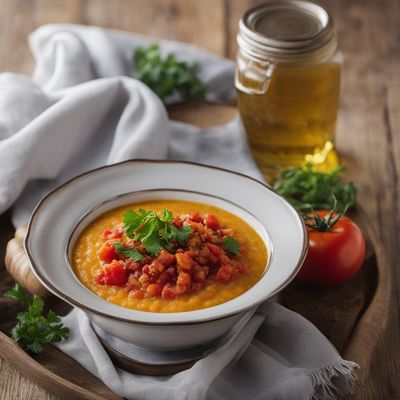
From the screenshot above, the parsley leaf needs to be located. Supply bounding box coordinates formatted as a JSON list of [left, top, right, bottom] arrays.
[[224, 236, 240, 256], [5, 283, 31, 305], [273, 164, 357, 213], [113, 243, 144, 261], [133, 44, 207, 101], [172, 225, 192, 246], [123, 209, 151, 238], [122, 208, 192, 256], [4, 284, 69, 354]]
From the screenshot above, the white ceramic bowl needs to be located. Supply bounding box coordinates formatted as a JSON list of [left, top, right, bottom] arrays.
[[26, 160, 307, 350]]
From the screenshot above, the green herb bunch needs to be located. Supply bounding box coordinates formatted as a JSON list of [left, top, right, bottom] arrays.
[[122, 208, 192, 256], [5, 284, 69, 354], [133, 44, 207, 101], [273, 164, 357, 213]]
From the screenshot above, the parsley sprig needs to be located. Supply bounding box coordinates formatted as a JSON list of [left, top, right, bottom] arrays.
[[133, 44, 207, 101], [5, 284, 69, 354], [273, 164, 356, 213], [123, 208, 192, 256]]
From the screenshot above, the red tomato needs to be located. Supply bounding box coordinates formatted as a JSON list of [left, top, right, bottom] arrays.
[[298, 211, 366, 286], [177, 271, 191, 286], [204, 214, 220, 230], [146, 283, 162, 297], [216, 264, 233, 283], [157, 250, 176, 267], [176, 252, 194, 271], [188, 212, 202, 222], [96, 261, 128, 286], [98, 243, 118, 263]]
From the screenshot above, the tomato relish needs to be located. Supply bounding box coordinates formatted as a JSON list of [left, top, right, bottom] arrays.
[[95, 211, 249, 300], [72, 200, 267, 313]]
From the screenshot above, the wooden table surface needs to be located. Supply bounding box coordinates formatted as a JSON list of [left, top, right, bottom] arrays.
[[0, 0, 399, 399]]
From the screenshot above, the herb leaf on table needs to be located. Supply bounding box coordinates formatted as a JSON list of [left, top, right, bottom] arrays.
[[5, 284, 69, 354], [133, 44, 207, 101], [273, 164, 357, 213]]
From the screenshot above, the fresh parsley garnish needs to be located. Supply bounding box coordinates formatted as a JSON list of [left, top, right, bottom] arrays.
[[273, 164, 357, 213], [133, 44, 207, 101], [123, 208, 192, 256], [224, 236, 240, 256], [5, 284, 69, 354], [113, 242, 144, 261]]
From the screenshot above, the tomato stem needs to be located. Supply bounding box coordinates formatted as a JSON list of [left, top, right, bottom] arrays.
[[303, 196, 350, 232]]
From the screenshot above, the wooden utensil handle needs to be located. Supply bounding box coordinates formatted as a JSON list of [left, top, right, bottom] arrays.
[[5, 225, 49, 297]]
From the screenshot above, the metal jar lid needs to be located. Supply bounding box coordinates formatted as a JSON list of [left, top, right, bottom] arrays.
[[237, 1, 337, 64]]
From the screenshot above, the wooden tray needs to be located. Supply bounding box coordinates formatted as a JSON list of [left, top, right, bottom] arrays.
[[0, 103, 391, 400]]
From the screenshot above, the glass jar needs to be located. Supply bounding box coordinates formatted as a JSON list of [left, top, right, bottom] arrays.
[[236, 1, 342, 182]]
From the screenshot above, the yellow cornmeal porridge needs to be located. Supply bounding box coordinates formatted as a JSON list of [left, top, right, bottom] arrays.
[[72, 200, 267, 312]]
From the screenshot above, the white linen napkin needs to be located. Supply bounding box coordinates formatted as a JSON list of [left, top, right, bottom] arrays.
[[0, 24, 358, 399]]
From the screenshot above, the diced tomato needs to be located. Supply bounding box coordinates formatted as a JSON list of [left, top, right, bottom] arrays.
[[158, 267, 177, 285], [96, 261, 128, 286], [192, 269, 206, 282], [98, 243, 119, 263], [138, 273, 150, 285], [102, 229, 123, 239], [146, 283, 162, 297], [130, 289, 145, 299], [176, 252, 195, 271], [191, 282, 205, 292], [131, 270, 142, 279], [102, 229, 112, 238], [112, 230, 123, 239], [142, 265, 151, 274], [187, 236, 201, 249], [200, 232, 212, 243], [204, 214, 220, 230], [174, 284, 188, 295], [207, 243, 223, 257], [127, 275, 140, 289], [189, 212, 202, 222], [161, 285, 177, 299], [147, 261, 165, 276], [157, 250, 176, 267], [173, 216, 184, 228], [177, 271, 191, 286], [144, 256, 154, 264], [187, 220, 202, 232], [216, 264, 233, 283], [124, 260, 142, 272], [218, 253, 231, 266], [197, 256, 209, 266]]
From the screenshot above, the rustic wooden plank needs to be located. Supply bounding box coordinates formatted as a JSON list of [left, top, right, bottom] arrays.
[[0, 0, 226, 77], [0, 358, 56, 400], [83, 0, 226, 55], [325, 1, 400, 398]]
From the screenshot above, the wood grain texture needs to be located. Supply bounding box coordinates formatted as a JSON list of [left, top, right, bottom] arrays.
[[0, 0, 399, 399]]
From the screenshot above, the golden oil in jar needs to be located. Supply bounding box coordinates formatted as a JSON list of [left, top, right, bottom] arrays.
[[236, 1, 341, 182]]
